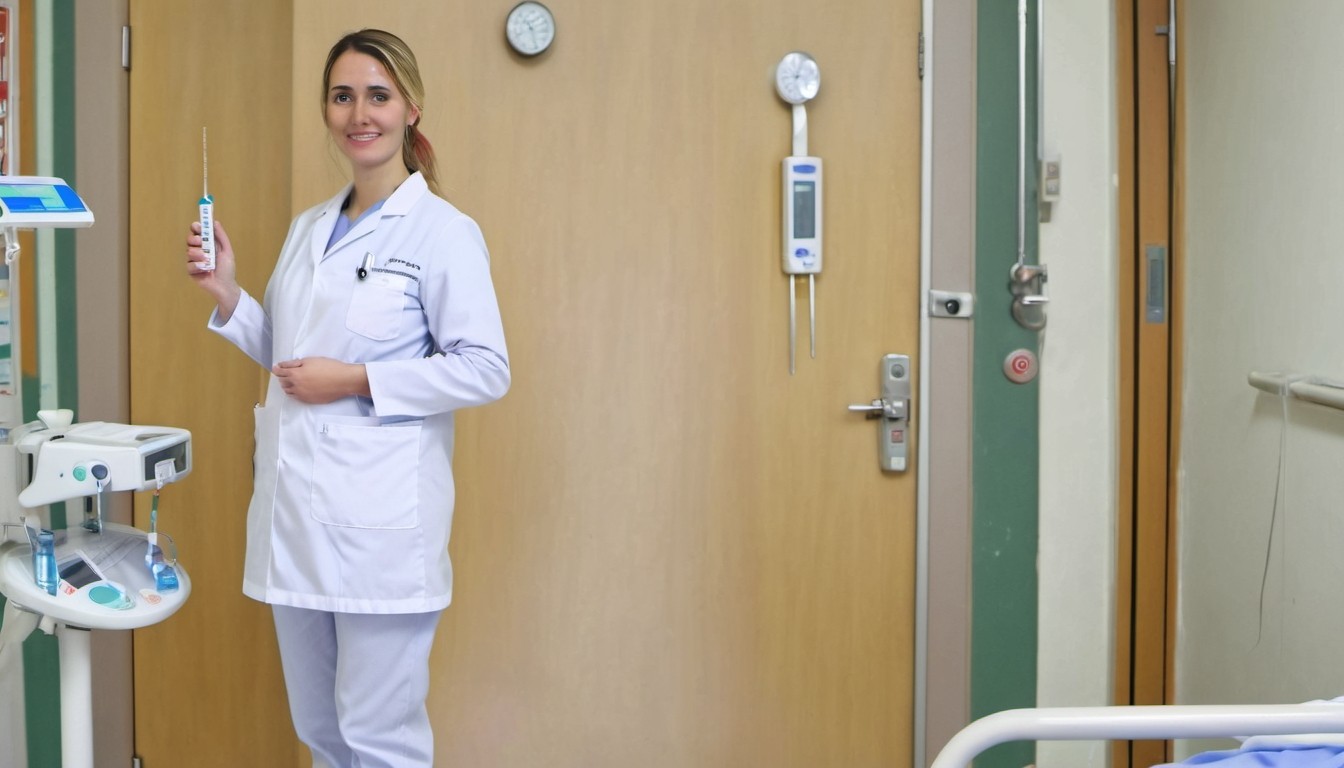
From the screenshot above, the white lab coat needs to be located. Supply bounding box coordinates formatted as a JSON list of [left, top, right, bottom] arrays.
[[210, 172, 509, 614]]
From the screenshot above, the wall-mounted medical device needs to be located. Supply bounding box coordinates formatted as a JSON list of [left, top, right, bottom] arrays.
[[775, 51, 822, 375], [782, 158, 823, 276]]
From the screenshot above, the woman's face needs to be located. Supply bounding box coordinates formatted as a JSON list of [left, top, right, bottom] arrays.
[[324, 50, 420, 177]]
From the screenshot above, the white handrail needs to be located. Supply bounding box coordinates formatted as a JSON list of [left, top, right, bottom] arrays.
[[930, 704, 1344, 768], [1248, 371, 1344, 411]]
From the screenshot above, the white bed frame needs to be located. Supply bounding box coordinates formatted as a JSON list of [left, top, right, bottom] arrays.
[[930, 704, 1344, 768]]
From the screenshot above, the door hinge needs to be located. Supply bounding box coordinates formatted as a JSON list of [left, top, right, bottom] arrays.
[[122, 26, 131, 71], [917, 31, 925, 80]]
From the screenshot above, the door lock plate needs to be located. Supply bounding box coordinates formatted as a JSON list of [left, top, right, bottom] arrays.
[[848, 354, 911, 472]]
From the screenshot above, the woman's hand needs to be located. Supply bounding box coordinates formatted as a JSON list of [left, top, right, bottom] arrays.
[[272, 358, 371, 404], [186, 219, 243, 321]]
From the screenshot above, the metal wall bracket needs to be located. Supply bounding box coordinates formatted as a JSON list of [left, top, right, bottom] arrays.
[[929, 290, 974, 319]]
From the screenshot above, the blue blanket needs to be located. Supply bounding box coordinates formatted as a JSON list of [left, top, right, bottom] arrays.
[[1163, 746, 1344, 767]]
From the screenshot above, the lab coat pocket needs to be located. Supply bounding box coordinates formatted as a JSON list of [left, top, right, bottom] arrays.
[[310, 419, 421, 529], [345, 272, 408, 341]]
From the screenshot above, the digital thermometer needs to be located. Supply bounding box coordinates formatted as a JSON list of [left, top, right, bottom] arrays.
[[783, 156, 822, 373], [198, 127, 215, 272], [782, 158, 822, 276], [774, 51, 822, 374]]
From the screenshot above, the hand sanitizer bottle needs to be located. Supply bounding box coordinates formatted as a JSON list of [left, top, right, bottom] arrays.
[[32, 529, 57, 596]]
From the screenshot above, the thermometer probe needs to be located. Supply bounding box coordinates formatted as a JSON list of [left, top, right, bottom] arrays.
[[198, 127, 215, 272]]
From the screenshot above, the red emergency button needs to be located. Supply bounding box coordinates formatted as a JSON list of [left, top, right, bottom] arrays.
[[1003, 348, 1038, 384]]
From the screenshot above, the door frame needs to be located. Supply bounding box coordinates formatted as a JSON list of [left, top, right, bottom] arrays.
[[75, 0, 135, 763], [1114, 1, 1183, 767], [917, 0, 977, 764]]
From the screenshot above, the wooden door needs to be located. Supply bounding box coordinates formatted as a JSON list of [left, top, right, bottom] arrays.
[[1115, 0, 1181, 767], [132, 1, 922, 765], [127, 1, 298, 764]]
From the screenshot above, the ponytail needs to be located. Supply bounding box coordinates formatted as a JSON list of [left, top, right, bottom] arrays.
[[404, 122, 439, 193]]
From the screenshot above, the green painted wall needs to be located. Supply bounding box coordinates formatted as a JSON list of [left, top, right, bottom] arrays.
[[971, 2, 1040, 768], [52, 1, 79, 417]]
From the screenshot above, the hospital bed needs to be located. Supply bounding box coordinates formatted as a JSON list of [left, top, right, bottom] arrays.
[[930, 703, 1344, 768]]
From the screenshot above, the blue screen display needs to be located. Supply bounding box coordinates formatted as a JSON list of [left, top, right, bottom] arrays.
[[0, 183, 87, 214]]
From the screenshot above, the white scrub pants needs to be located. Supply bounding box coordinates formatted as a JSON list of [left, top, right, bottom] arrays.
[[273, 605, 442, 768]]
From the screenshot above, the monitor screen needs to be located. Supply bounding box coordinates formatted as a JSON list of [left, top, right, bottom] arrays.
[[0, 182, 88, 214]]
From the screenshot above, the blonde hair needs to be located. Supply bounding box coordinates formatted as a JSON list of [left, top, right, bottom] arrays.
[[322, 29, 439, 192]]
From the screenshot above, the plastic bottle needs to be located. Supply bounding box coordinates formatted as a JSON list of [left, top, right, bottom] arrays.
[[32, 529, 57, 595]]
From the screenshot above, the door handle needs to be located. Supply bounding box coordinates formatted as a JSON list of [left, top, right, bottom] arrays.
[[847, 354, 911, 472], [847, 399, 907, 421]]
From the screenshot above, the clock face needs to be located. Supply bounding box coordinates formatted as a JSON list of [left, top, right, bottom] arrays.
[[506, 1, 555, 57], [775, 52, 820, 105]]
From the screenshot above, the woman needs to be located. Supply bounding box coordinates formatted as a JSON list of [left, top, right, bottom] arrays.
[[185, 28, 509, 767]]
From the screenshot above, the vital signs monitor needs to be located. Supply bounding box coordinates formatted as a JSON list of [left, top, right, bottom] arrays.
[[0, 176, 94, 229]]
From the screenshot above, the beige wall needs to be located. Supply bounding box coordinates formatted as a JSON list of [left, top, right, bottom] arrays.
[[1177, 1, 1344, 757], [1034, 0, 1119, 766]]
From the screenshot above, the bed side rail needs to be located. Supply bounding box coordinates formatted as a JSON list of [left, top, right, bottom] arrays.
[[930, 704, 1344, 768]]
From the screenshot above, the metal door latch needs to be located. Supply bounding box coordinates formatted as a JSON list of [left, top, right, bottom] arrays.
[[847, 353, 911, 472], [1010, 263, 1049, 330]]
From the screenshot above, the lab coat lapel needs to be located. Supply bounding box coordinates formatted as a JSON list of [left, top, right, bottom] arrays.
[[309, 183, 353, 264], [339, 173, 428, 250], [312, 173, 427, 260], [379, 172, 429, 217], [337, 209, 384, 253]]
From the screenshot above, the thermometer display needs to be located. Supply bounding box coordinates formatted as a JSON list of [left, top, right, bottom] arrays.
[[782, 158, 822, 275], [792, 181, 816, 238]]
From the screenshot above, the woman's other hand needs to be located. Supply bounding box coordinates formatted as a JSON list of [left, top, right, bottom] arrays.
[[272, 358, 371, 404]]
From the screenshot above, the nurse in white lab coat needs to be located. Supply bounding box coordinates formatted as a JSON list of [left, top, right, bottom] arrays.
[[185, 29, 508, 768]]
